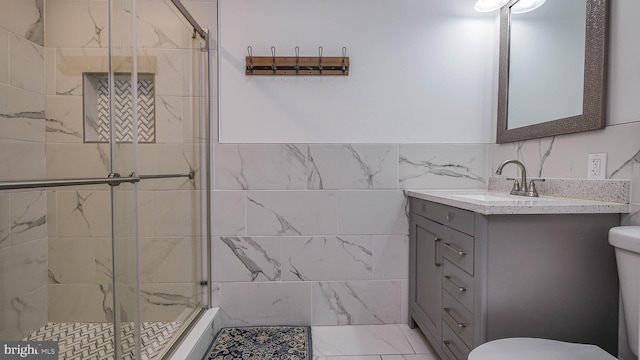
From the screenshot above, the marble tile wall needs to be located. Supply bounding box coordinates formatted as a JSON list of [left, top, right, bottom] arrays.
[[491, 120, 640, 226], [0, 0, 48, 341], [213, 143, 491, 326], [43, 0, 206, 324]]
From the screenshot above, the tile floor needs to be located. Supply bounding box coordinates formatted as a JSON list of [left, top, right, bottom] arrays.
[[312, 324, 441, 360]]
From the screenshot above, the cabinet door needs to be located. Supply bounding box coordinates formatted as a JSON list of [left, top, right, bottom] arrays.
[[410, 213, 443, 341]]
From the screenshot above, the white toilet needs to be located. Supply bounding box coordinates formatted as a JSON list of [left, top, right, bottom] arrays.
[[469, 226, 640, 360]]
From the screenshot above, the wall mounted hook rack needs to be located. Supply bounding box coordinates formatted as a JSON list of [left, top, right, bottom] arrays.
[[246, 46, 349, 76]]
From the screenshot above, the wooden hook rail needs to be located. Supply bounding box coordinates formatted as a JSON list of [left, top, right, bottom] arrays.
[[246, 46, 349, 76]]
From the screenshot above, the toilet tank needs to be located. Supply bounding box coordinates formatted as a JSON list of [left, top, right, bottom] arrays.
[[609, 226, 640, 357]]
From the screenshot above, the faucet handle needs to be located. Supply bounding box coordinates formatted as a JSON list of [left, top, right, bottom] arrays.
[[527, 178, 545, 197], [506, 178, 521, 192]]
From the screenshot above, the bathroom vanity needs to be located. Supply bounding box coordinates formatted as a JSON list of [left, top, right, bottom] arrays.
[[407, 189, 628, 360]]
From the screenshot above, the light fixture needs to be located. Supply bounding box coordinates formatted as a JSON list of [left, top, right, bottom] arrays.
[[474, 0, 509, 13], [511, 0, 546, 14]]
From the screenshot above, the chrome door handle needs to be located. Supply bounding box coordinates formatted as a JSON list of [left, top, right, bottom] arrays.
[[443, 242, 466, 256], [434, 237, 442, 267], [443, 340, 464, 360], [444, 275, 466, 293], [444, 308, 467, 328]]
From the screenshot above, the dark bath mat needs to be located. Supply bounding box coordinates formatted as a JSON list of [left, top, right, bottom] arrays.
[[203, 326, 312, 360]]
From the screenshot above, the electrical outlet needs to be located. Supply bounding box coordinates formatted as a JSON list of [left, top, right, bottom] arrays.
[[587, 153, 607, 180]]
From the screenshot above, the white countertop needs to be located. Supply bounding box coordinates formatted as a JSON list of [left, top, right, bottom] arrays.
[[406, 189, 630, 215]]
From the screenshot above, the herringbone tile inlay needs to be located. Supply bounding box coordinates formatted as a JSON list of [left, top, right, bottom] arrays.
[[95, 75, 156, 143], [24, 321, 181, 360]]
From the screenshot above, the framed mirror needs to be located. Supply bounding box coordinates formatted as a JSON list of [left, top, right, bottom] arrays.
[[496, 0, 610, 144]]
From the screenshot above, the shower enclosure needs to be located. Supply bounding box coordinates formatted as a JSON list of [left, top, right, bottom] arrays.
[[0, 0, 211, 358]]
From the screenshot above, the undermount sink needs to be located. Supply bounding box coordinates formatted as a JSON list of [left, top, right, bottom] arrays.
[[453, 193, 557, 202]]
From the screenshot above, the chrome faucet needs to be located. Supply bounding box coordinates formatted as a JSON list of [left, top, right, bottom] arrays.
[[495, 159, 544, 197]]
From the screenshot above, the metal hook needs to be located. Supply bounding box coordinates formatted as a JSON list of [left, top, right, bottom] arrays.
[[318, 46, 323, 73], [271, 46, 277, 72], [342, 47, 347, 72], [295, 46, 300, 72], [247, 46, 253, 72]]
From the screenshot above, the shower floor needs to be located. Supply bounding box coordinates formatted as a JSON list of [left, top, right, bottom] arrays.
[[24, 321, 182, 360]]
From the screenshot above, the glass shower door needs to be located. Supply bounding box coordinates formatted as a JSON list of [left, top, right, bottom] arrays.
[[109, 0, 141, 358]]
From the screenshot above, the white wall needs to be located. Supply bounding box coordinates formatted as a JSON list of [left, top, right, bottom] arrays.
[[218, 0, 497, 143]]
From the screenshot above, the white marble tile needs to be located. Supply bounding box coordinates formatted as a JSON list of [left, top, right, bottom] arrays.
[[151, 190, 200, 237], [0, 285, 47, 341], [212, 191, 245, 236], [400, 280, 409, 326], [48, 237, 95, 284], [53, 47, 109, 96], [516, 122, 640, 180], [381, 355, 440, 360], [0, 84, 45, 142], [135, 1, 195, 50], [0, 142, 46, 181], [312, 324, 414, 356], [0, 0, 44, 46], [156, 96, 187, 144], [282, 236, 373, 281], [315, 357, 381, 360], [94, 236, 112, 283], [312, 281, 402, 325], [0, 29, 8, 84], [45, 95, 84, 143], [220, 282, 312, 326], [398, 324, 437, 354], [138, 48, 192, 97], [9, 34, 44, 94], [490, 143, 518, 176], [215, 144, 308, 190], [338, 191, 408, 235], [46, 143, 110, 180], [213, 236, 281, 282], [372, 235, 408, 280], [140, 283, 200, 322], [399, 144, 489, 189], [308, 145, 399, 189], [138, 144, 198, 190], [10, 190, 46, 245], [0, 239, 47, 303], [56, 190, 111, 237], [210, 282, 221, 308], [246, 191, 338, 236], [48, 283, 113, 322], [0, 194, 9, 249], [45, 0, 110, 48], [622, 203, 640, 226], [140, 237, 199, 283]]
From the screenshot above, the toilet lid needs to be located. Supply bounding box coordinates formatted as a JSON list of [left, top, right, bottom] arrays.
[[468, 338, 617, 360]]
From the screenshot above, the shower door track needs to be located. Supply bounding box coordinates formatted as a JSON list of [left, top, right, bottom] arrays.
[[0, 171, 195, 190]]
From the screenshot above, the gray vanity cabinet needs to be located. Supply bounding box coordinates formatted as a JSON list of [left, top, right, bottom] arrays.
[[409, 197, 621, 360], [409, 214, 444, 343]]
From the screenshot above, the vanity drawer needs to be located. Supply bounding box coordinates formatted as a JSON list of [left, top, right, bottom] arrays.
[[411, 199, 474, 235], [442, 321, 472, 360], [441, 226, 474, 275], [443, 291, 474, 349], [443, 259, 474, 312]]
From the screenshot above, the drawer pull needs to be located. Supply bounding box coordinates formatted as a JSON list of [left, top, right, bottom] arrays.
[[444, 275, 466, 293], [443, 242, 467, 256], [444, 308, 467, 328], [443, 340, 464, 360]]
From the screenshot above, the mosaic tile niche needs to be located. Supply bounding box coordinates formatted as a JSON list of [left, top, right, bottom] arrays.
[[83, 73, 156, 143]]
